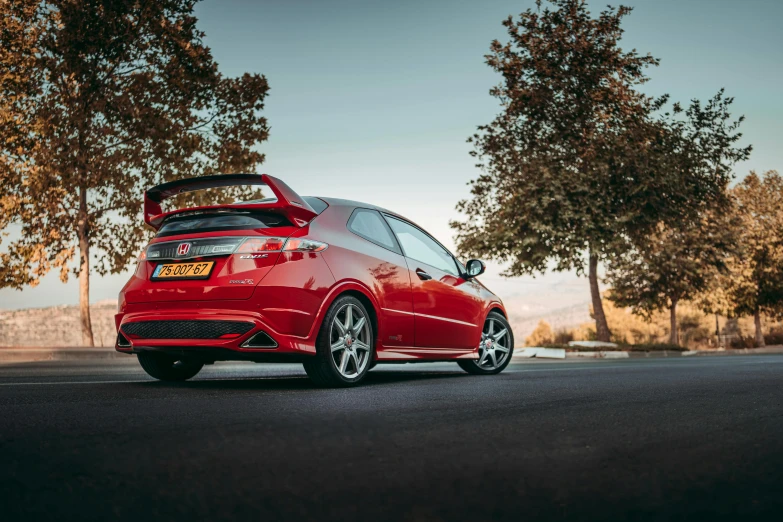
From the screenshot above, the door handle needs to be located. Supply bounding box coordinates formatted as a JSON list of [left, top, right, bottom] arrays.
[[415, 268, 432, 281]]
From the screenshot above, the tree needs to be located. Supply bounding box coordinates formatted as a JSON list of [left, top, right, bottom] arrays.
[[0, 0, 270, 345], [525, 320, 554, 346], [724, 171, 783, 346], [451, 0, 749, 342], [605, 209, 740, 345]]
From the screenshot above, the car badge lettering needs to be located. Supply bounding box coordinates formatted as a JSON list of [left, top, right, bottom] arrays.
[[177, 243, 191, 256], [239, 254, 268, 259]]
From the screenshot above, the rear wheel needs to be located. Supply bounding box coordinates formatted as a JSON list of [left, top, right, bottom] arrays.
[[458, 312, 514, 375], [137, 352, 204, 381], [303, 295, 374, 387]]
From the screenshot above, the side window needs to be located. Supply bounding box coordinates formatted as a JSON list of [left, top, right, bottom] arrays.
[[348, 209, 400, 253], [384, 216, 459, 276]]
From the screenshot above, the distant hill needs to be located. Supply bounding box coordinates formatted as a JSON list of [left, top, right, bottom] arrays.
[[503, 297, 591, 342], [0, 300, 118, 347]]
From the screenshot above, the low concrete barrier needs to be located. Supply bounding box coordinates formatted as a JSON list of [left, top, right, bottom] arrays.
[[514, 347, 567, 359], [568, 351, 629, 359], [568, 340, 619, 349]]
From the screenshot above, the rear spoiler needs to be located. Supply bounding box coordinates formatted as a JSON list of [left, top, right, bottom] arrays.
[[144, 174, 318, 230]]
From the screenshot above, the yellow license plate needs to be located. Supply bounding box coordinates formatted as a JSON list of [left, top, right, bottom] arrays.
[[151, 261, 215, 280]]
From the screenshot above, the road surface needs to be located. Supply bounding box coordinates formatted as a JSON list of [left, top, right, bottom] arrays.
[[2, 355, 782, 521]]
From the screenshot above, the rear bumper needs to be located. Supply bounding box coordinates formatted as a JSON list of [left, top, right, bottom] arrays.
[[115, 307, 317, 360]]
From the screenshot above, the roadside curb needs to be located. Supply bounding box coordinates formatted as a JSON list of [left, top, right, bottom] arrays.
[[514, 348, 567, 359], [568, 350, 693, 359], [513, 348, 679, 360], [513, 345, 783, 360], [566, 348, 783, 359]]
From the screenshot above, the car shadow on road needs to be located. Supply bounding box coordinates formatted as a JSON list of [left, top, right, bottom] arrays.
[[128, 369, 469, 391]]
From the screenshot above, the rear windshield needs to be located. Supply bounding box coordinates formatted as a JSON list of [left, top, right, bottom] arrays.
[[238, 196, 328, 214], [156, 212, 292, 237]]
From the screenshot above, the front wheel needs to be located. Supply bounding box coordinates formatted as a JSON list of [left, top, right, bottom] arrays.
[[303, 295, 375, 387], [137, 352, 204, 381], [458, 312, 514, 375]]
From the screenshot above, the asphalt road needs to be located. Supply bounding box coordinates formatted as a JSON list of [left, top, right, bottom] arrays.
[[2, 355, 783, 521]]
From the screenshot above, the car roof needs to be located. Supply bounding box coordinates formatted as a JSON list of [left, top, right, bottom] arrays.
[[313, 197, 456, 257], [313, 197, 407, 221], [241, 194, 428, 238]]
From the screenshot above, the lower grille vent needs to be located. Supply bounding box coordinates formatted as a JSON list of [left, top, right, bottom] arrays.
[[241, 331, 278, 348], [122, 320, 254, 340]]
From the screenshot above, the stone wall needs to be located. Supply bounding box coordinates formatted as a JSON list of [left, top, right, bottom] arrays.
[[0, 300, 118, 347]]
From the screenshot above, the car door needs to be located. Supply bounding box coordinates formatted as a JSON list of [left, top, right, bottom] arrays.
[[383, 215, 485, 349], [339, 208, 414, 348]]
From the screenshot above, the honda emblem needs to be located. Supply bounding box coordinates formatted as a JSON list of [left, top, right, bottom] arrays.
[[176, 243, 191, 256]]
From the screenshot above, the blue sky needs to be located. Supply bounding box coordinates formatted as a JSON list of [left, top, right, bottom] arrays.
[[2, 0, 781, 311]]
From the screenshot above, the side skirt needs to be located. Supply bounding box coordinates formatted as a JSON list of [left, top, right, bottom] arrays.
[[375, 345, 477, 361]]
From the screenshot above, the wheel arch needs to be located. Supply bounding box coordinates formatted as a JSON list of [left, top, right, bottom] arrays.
[[310, 281, 381, 344], [339, 290, 379, 345], [488, 304, 507, 319]]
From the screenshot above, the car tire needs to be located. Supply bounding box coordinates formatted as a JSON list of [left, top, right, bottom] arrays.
[[137, 352, 204, 381], [458, 312, 514, 375], [303, 295, 375, 387]]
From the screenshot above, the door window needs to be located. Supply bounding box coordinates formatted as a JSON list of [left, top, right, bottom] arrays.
[[348, 209, 400, 253], [385, 216, 459, 276]]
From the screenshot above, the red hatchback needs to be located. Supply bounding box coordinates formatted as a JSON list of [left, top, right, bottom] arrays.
[[116, 174, 513, 386]]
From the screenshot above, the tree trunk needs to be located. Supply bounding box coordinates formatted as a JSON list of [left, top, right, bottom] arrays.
[[669, 298, 679, 346], [754, 308, 765, 348], [715, 314, 720, 348], [715, 314, 720, 337], [588, 251, 611, 342], [77, 188, 94, 347]]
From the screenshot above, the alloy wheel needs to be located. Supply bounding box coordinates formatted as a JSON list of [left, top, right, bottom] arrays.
[[477, 316, 511, 370], [330, 303, 372, 378]]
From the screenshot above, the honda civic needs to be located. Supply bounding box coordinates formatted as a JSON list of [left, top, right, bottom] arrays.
[[116, 174, 513, 386]]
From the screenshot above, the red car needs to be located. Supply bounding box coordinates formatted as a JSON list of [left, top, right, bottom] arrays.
[[116, 174, 513, 386]]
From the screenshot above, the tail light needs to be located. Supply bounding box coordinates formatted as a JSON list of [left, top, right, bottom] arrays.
[[237, 237, 287, 253], [283, 238, 328, 252], [237, 237, 328, 253], [135, 247, 149, 277]]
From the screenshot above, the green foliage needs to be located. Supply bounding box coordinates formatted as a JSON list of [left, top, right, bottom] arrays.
[[525, 320, 554, 346], [729, 336, 757, 349], [606, 208, 740, 319], [575, 299, 716, 347], [450, 0, 749, 342], [452, 0, 665, 277], [763, 330, 783, 346], [1, 0, 270, 284], [552, 328, 574, 345], [724, 171, 783, 318], [0, 1, 270, 342], [581, 299, 663, 345]]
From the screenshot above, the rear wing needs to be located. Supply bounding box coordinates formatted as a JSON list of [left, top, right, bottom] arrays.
[[144, 174, 318, 230]]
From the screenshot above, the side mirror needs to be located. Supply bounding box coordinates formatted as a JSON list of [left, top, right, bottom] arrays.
[[465, 259, 486, 278]]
